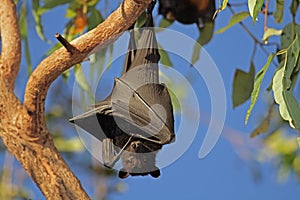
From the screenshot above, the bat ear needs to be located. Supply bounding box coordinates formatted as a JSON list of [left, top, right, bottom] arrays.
[[118, 169, 130, 179], [149, 168, 160, 178]]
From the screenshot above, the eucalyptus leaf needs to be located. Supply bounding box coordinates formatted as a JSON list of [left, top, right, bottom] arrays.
[[32, 0, 49, 42], [54, 137, 85, 152], [87, 7, 103, 31], [250, 113, 271, 138], [191, 21, 214, 65], [245, 53, 275, 124], [262, 28, 282, 43], [273, 45, 300, 131], [158, 18, 173, 29], [74, 64, 94, 102], [281, 23, 298, 49], [136, 12, 147, 28], [42, 0, 73, 10], [248, 0, 264, 21], [232, 63, 255, 108], [216, 12, 250, 34], [283, 89, 300, 130], [274, 0, 284, 23], [214, 0, 228, 17], [158, 44, 173, 67], [221, 0, 228, 10], [19, 2, 32, 74], [290, 0, 300, 17], [62, 68, 70, 82]]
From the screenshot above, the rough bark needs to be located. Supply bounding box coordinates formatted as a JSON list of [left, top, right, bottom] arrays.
[[0, 0, 151, 199]]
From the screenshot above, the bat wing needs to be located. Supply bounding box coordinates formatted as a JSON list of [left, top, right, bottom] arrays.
[[69, 96, 114, 141], [123, 28, 136, 73], [108, 77, 175, 145], [70, 5, 175, 146], [69, 77, 175, 145]]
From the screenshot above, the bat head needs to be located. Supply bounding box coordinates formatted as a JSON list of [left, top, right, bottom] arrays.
[[118, 140, 161, 178]]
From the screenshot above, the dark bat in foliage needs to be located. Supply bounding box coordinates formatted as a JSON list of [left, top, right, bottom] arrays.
[[70, 0, 175, 179], [158, 0, 216, 29]]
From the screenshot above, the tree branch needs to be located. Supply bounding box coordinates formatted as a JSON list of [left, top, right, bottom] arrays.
[[0, 0, 152, 199], [55, 33, 80, 54], [24, 0, 151, 118], [0, 82, 90, 199], [0, 0, 21, 90], [264, 0, 270, 31]]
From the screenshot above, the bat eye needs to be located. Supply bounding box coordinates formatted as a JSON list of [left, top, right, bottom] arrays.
[[119, 170, 130, 179], [132, 143, 137, 149]]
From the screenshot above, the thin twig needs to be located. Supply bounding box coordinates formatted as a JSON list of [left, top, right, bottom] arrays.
[[251, 42, 257, 62], [229, 2, 247, 7], [55, 33, 79, 54], [264, 0, 270, 31], [227, 3, 278, 66]]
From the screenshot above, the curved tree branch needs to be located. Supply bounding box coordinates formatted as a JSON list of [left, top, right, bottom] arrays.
[[0, 0, 21, 90], [0, 0, 152, 199], [24, 0, 151, 124]]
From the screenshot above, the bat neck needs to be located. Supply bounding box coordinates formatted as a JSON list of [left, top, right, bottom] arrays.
[[137, 63, 159, 84]]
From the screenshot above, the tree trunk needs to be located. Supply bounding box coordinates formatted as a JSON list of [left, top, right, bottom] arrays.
[[0, 0, 152, 199]]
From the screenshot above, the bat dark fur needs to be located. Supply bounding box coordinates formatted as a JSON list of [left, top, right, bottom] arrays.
[[158, 0, 216, 29]]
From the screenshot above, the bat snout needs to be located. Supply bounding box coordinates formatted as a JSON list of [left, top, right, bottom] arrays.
[[131, 141, 141, 150]]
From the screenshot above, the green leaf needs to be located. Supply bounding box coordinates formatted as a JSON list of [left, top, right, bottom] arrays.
[[232, 62, 255, 108], [262, 28, 282, 43], [74, 64, 91, 92], [54, 137, 84, 152], [274, 0, 284, 23], [74, 64, 94, 102], [216, 12, 250, 34], [65, 7, 77, 18], [293, 34, 300, 67], [32, 0, 49, 42], [250, 113, 270, 138], [106, 45, 114, 69], [273, 32, 300, 131], [213, 0, 228, 17], [42, 0, 73, 10], [273, 58, 300, 129], [221, 0, 229, 10], [89, 48, 107, 80], [87, 0, 99, 6], [245, 53, 275, 124], [158, 44, 173, 67], [197, 21, 214, 46], [136, 12, 147, 28], [283, 89, 300, 130], [191, 21, 214, 65], [290, 0, 299, 17], [158, 18, 173, 29], [281, 23, 300, 49], [62, 68, 70, 82], [19, 2, 32, 75], [168, 89, 181, 113], [87, 7, 103, 31], [248, 0, 264, 21]]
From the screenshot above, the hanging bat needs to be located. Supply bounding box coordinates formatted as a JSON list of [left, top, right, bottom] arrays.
[[158, 0, 216, 29], [70, 0, 175, 178]]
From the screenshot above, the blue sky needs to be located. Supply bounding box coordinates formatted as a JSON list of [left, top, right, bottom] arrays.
[[10, 0, 300, 199]]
